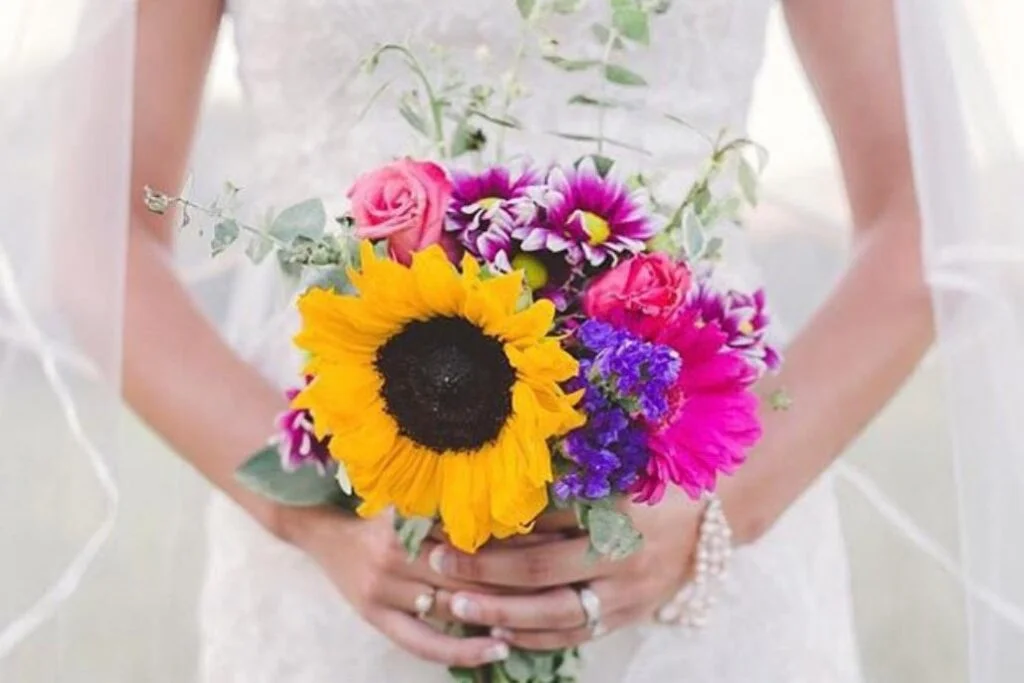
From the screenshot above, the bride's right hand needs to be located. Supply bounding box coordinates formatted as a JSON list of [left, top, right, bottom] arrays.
[[281, 506, 512, 669]]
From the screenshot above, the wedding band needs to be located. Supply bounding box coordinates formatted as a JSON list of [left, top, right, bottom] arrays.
[[575, 585, 605, 638], [414, 588, 437, 620]]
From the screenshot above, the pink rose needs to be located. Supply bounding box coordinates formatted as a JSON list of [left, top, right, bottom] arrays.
[[347, 158, 453, 264], [583, 253, 693, 328]]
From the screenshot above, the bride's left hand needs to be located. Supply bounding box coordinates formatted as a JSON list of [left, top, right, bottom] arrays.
[[428, 492, 703, 651]]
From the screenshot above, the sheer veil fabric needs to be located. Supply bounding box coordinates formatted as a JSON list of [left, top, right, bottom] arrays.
[[0, 0, 1021, 680]]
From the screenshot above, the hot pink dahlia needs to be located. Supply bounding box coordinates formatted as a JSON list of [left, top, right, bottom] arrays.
[[625, 309, 762, 503]]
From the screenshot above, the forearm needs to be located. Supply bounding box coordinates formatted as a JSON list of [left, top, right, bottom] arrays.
[[724, 187, 933, 542], [122, 223, 289, 534]]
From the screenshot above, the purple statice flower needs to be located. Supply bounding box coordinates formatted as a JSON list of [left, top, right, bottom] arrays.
[[277, 386, 332, 473], [553, 320, 681, 501], [446, 164, 544, 269], [515, 157, 656, 268], [687, 273, 782, 374]]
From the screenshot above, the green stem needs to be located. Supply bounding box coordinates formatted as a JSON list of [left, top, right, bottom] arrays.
[[171, 196, 291, 251], [595, 27, 621, 155], [495, 34, 529, 162], [369, 44, 448, 157]]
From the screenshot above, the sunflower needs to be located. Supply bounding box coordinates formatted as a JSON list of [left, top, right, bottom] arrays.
[[292, 241, 584, 552]]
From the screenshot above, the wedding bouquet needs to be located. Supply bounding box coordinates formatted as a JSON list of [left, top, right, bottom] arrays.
[[146, 1, 781, 680]]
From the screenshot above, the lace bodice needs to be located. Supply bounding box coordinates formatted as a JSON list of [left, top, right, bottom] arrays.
[[203, 3, 863, 682], [227, 0, 776, 205]]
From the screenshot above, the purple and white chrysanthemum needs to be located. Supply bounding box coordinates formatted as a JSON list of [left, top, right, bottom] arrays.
[[446, 164, 544, 270], [688, 274, 782, 374], [515, 157, 656, 268], [278, 386, 332, 473]]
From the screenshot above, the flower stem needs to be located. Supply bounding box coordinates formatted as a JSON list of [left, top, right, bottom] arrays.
[[370, 44, 449, 158], [595, 27, 621, 156], [495, 34, 529, 162]]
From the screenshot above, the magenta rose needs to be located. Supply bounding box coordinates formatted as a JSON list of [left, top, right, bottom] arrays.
[[347, 158, 453, 264], [583, 253, 693, 328]]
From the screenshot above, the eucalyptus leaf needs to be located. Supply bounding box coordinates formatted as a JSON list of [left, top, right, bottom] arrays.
[[515, 0, 536, 20], [738, 157, 759, 205], [585, 505, 643, 561], [501, 649, 535, 682], [612, 6, 650, 45], [683, 208, 706, 259], [547, 130, 650, 155], [211, 220, 239, 257], [556, 649, 582, 678], [395, 516, 434, 561], [236, 445, 347, 507], [590, 23, 624, 50], [543, 55, 600, 72], [703, 236, 725, 260], [245, 235, 274, 264], [269, 199, 327, 242], [576, 153, 615, 177], [603, 64, 647, 86]]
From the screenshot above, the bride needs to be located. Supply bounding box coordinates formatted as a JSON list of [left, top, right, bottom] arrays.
[[128, 0, 919, 680], [3, 0, 1021, 681]]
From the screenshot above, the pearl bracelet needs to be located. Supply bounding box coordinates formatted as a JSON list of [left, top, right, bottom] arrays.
[[654, 493, 733, 629]]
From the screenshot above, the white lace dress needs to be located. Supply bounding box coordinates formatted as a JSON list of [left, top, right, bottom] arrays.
[[201, 1, 863, 681]]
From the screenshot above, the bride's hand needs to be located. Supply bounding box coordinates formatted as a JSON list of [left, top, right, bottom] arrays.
[[283, 506, 512, 668], [427, 493, 702, 651]]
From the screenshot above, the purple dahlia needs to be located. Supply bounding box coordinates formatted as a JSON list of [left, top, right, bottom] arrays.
[[688, 274, 782, 374], [515, 157, 655, 268], [278, 386, 332, 473], [446, 164, 543, 270]]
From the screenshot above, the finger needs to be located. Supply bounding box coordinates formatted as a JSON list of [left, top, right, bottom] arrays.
[[448, 586, 587, 630], [373, 609, 510, 668], [429, 537, 613, 588], [381, 580, 459, 624], [494, 607, 638, 652], [532, 509, 584, 534]]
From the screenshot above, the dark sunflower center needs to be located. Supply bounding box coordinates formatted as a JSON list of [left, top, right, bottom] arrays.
[[375, 316, 516, 453]]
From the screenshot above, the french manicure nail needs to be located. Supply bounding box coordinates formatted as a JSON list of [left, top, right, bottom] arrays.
[[428, 546, 446, 574], [490, 627, 513, 640], [451, 594, 480, 620], [483, 643, 510, 663]]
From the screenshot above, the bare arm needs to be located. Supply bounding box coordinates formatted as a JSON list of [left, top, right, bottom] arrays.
[[123, 0, 507, 667], [723, 0, 933, 541], [124, 0, 286, 532]]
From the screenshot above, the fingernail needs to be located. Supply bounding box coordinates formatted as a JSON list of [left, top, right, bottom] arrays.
[[490, 627, 512, 640], [451, 594, 480, 621], [428, 546, 447, 574], [483, 643, 510, 663]]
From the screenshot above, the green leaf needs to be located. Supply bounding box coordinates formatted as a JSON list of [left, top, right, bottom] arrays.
[[546, 130, 650, 155], [604, 64, 647, 86], [590, 23, 625, 49], [556, 648, 583, 678], [738, 157, 759, 205], [467, 108, 522, 129], [683, 208, 706, 259], [450, 122, 487, 157], [703, 236, 725, 260], [550, 0, 582, 13], [269, 199, 327, 242], [515, 0, 536, 20], [395, 516, 434, 561], [543, 55, 600, 72], [399, 100, 429, 136], [245, 235, 274, 264], [501, 649, 535, 682], [235, 445, 347, 507], [576, 153, 615, 177], [584, 504, 643, 561], [612, 6, 650, 45], [211, 219, 239, 257], [567, 93, 636, 109]]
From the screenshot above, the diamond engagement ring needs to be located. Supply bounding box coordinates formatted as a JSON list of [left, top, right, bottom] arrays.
[[576, 586, 607, 638], [414, 588, 438, 620]]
